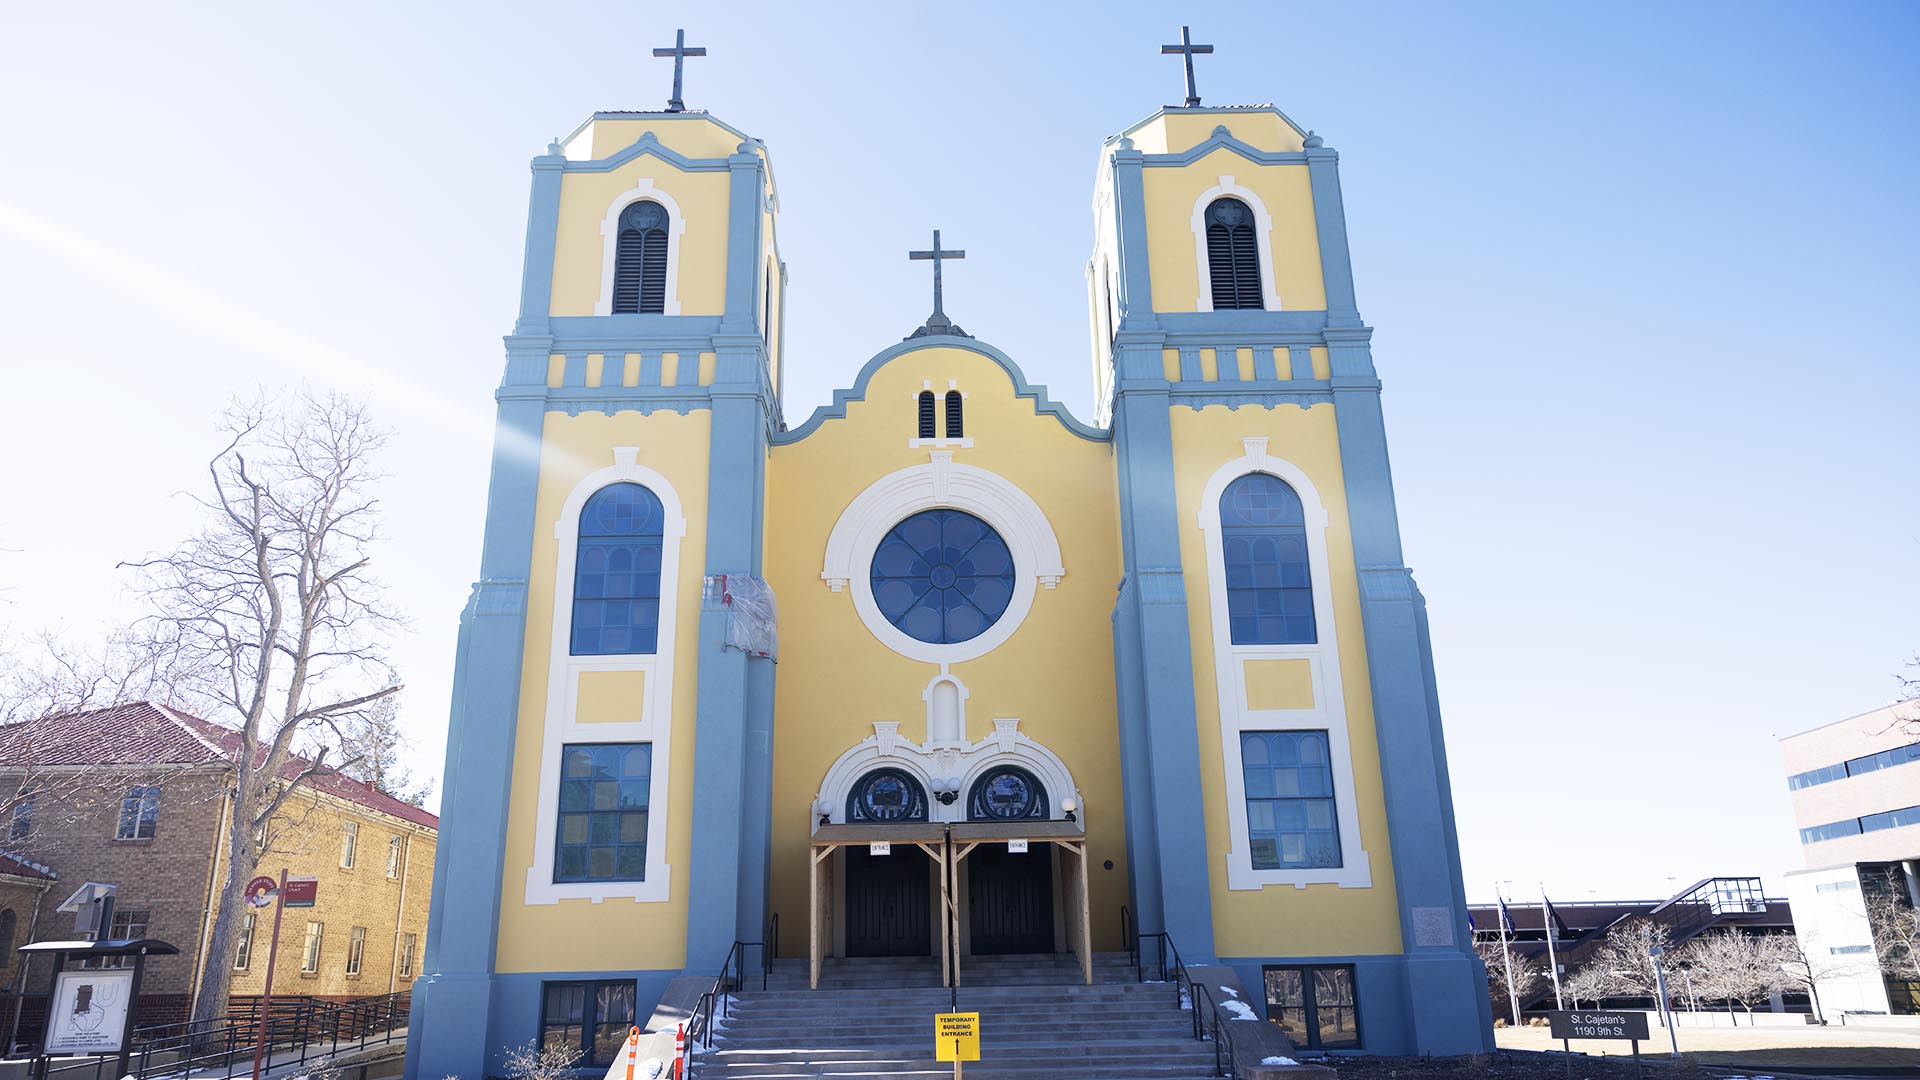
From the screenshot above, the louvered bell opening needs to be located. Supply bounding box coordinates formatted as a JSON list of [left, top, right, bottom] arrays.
[[612, 227, 669, 314], [944, 392, 963, 439], [1208, 223, 1263, 311], [917, 392, 936, 439]]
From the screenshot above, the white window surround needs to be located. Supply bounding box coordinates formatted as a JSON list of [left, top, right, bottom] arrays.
[[525, 447, 687, 905], [815, 715, 1081, 828], [593, 179, 687, 317], [1189, 175, 1286, 314], [907, 381, 973, 449], [820, 452, 1064, 665], [1198, 437, 1370, 890]]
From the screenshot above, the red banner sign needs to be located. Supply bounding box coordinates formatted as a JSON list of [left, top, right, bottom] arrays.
[[283, 876, 319, 908]]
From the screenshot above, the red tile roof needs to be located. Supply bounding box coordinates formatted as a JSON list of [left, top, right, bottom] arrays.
[[0, 851, 56, 882], [0, 702, 436, 831]]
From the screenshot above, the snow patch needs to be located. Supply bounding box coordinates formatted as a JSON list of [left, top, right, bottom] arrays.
[[1261, 1055, 1298, 1066], [1219, 984, 1241, 998], [1218, 999, 1257, 1021]]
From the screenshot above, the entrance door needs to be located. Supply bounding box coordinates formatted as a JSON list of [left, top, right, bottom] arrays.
[[845, 846, 931, 957], [968, 844, 1054, 954]]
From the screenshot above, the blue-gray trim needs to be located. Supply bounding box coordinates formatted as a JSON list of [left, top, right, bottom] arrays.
[[1107, 329, 1218, 959], [485, 968, 683, 1078], [407, 391, 547, 1080], [1139, 125, 1310, 169], [1111, 142, 1157, 329], [774, 335, 1106, 444], [1306, 147, 1362, 329], [513, 156, 565, 338], [1115, 105, 1311, 146]]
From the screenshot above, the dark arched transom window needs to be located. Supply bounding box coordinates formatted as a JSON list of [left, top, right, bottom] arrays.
[[869, 510, 1014, 645], [1221, 473, 1315, 644], [572, 483, 665, 655], [968, 766, 1048, 821], [1205, 197, 1263, 310], [612, 201, 669, 314], [848, 768, 929, 823]]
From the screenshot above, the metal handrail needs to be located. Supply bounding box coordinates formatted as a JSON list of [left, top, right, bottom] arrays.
[[1120, 906, 1136, 976], [25, 991, 408, 1079], [1132, 926, 1234, 1078], [686, 939, 766, 1052], [767, 914, 779, 978]]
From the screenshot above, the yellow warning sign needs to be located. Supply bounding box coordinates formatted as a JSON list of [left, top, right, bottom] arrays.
[[934, 1011, 980, 1062]]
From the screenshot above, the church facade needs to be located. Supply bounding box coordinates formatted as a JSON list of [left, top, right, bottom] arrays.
[[410, 63, 1491, 1077]]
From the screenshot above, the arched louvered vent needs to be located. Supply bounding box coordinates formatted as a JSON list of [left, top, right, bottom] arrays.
[[612, 201, 669, 314], [944, 391, 963, 439], [916, 391, 936, 439], [1205, 197, 1263, 310]]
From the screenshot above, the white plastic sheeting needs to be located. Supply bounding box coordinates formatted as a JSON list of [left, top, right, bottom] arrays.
[[719, 574, 778, 659]]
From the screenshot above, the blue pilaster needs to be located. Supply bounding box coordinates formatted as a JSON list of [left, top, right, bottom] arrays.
[[408, 363, 550, 1080], [684, 140, 778, 972], [1317, 141, 1489, 1050], [1111, 140, 1158, 328], [513, 152, 566, 337]]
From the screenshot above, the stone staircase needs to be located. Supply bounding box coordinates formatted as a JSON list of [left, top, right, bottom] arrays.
[[695, 951, 1227, 1079]]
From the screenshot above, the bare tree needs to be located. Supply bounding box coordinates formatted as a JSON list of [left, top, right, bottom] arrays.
[[1560, 964, 1612, 1009], [1769, 933, 1838, 1023], [1866, 889, 1920, 984], [502, 1041, 583, 1080], [123, 391, 401, 1033], [1675, 930, 1789, 1023], [1475, 938, 1542, 1022], [1590, 917, 1674, 1000], [335, 696, 431, 807]]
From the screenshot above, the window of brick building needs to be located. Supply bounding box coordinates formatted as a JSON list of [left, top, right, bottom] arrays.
[[114, 787, 160, 840], [398, 932, 416, 979], [340, 821, 359, 868], [387, 834, 403, 878], [301, 922, 324, 973], [234, 912, 256, 971], [82, 910, 149, 970], [345, 926, 367, 977], [8, 794, 34, 842]]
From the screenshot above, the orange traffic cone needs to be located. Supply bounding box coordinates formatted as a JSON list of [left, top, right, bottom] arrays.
[[624, 1026, 641, 1080], [673, 1021, 687, 1079]]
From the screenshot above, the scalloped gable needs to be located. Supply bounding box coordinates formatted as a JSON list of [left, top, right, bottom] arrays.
[[774, 336, 1108, 444]]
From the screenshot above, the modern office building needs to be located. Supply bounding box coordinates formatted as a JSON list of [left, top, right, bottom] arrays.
[[1779, 702, 1920, 1015]]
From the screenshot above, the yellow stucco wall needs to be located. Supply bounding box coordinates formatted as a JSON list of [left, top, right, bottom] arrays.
[[1169, 404, 1402, 957], [1124, 111, 1305, 156], [1143, 146, 1327, 314], [764, 346, 1132, 953], [494, 409, 712, 974]]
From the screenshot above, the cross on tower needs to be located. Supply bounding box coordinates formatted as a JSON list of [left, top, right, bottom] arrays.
[[1160, 25, 1214, 108], [907, 229, 971, 340], [652, 28, 707, 113]]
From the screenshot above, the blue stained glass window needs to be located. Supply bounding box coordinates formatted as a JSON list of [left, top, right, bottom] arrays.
[[1241, 731, 1341, 870], [966, 766, 1048, 821], [1221, 473, 1316, 645], [554, 743, 651, 883], [572, 483, 664, 656], [847, 768, 929, 823], [869, 509, 1015, 645]]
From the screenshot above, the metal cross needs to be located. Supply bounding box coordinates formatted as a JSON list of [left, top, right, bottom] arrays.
[[909, 229, 966, 320], [1160, 26, 1214, 108], [652, 28, 707, 113]]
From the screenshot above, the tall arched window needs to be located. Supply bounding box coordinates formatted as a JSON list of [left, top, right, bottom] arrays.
[[572, 483, 665, 655], [944, 392, 964, 439], [611, 201, 669, 314], [1220, 473, 1315, 644], [1205, 197, 1263, 310], [917, 391, 937, 439]]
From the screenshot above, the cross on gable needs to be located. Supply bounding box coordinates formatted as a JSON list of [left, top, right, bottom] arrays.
[[907, 229, 971, 340], [1160, 25, 1214, 108], [652, 28, 707, 113]]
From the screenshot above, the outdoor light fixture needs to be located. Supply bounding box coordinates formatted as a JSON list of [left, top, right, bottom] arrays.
[[1061, 796, 1078, 822], [814, 796, 833, 826], [932, 776, 961, 805]]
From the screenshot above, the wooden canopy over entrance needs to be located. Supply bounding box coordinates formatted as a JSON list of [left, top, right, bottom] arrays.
[[808, 820, 1092, 989]]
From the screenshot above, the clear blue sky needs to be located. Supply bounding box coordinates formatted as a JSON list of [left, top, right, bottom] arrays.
[[2, 2, 1915, 905]]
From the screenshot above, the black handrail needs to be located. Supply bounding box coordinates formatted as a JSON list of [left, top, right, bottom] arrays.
[[27, 991, 408, 1080], [767, 914, 779, 977], [1131, 925, 1234, 1078], [686, 939, 766, 1054], [1120, 905, 1137, 977]]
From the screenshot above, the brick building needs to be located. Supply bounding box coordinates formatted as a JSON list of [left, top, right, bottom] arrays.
[[0, 702, 435, 1051]]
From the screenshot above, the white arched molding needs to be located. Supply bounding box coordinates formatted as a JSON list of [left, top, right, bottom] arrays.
[[525, 447, 689, 905], [1189, 176, 1285, 313], [821, 452, 1064, 664], [593, 179, 687, 316], [1197, 437, 1370, 890], [815, 717, 1081, 828]]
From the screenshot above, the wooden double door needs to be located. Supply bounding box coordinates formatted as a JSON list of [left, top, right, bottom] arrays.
[[967, 844, 1054, 955], [845, 845, 932, 957]]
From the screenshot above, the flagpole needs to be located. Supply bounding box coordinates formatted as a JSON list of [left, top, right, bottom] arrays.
[[1495, 885, 1521, 1026], [1541, 884, 1563, 1009]]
